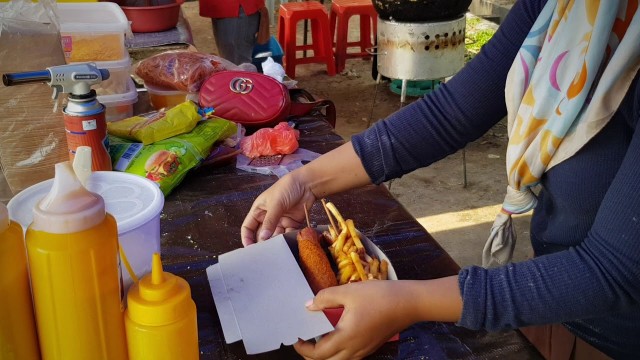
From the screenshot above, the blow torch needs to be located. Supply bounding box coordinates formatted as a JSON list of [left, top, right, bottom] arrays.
[[2, 63, 113, 171]]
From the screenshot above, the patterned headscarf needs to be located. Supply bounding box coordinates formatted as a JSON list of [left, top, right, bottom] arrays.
[[483, 0, 640, 267]]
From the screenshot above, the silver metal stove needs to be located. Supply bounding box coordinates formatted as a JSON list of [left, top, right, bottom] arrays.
[[374, 15, 467, 103]]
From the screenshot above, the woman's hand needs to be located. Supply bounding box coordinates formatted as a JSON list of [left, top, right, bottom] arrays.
[[294, 277, 463, 360], [241, 142, 373, 246], [241, 171, 316, 246], [294, 281, 422, 360]]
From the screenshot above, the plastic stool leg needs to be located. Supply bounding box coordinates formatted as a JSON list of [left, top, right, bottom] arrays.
[[360, 14, 372, 53], [329, 7, 337, 47], [335, 14, 349, 73], [320, 15, 337, 76], [284, 17, 298, 78]]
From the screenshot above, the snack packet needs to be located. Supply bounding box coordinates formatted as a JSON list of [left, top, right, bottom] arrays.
[[109, 118, 237, 195], [107, 101, 201, 145]]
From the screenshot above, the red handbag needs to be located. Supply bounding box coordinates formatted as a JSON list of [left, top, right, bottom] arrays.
[[199, 71, 335, 128], [200, 71, 289, 127]]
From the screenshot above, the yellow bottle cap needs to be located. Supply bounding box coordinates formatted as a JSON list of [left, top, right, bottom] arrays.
[[126, 253, 194, 326], [0, 202, 9, 233]]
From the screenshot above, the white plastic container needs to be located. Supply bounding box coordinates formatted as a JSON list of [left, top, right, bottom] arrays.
[[8, 171, 164, 290], [58, 2, 130, 63], [99, 78, 139, 122], [78, 54, 132, 96]]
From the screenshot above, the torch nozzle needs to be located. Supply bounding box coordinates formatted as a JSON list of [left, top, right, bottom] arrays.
[[2, 70, 51, 87]]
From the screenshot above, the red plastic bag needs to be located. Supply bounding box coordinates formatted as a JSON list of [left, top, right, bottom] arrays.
[[135, 51, 240, 93], [240, 122, 300, 158]]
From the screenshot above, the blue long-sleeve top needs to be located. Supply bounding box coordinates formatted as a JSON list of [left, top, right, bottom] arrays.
[[351, 0, 640, 358]]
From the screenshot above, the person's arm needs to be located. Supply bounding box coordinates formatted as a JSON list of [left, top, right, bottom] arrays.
[[457, 81, 640, 336], [301, 142, 371, 199], [353, 0, 549, 184]]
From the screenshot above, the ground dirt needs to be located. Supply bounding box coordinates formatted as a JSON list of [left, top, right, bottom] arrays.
[[182, 1, 531, 267]]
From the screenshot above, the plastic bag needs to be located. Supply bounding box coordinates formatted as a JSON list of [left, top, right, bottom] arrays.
[[107, 101, 201, 145], [240, 122, 300, 158], [109, 118, 237, 196], [262, 57, 286, 82], [0, 0, 67, 198], [135, 50, 241, 93]]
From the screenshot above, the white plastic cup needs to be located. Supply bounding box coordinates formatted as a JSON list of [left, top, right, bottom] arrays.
[[8, 171, 164, 290]]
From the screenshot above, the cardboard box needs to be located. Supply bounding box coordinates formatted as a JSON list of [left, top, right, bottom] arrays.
[[207, 226, 397, 355]]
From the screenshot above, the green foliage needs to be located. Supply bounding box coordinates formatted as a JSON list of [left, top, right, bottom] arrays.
[[465, 16, 497, 61]]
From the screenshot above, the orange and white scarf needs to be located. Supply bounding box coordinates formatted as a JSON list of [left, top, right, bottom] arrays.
[[483, 0, 640, 267]]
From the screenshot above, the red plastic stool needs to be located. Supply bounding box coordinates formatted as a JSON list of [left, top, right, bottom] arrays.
[[278, 1, 336, 79], [329, 0, 378, 73]]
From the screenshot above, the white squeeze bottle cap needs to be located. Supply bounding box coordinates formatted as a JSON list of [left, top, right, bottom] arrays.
[[31, 161, 106, 234], [0, 202, 9, 233]]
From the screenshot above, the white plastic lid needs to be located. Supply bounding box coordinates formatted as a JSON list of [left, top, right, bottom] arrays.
[[8, 171, 164, 235], [98, 78, 139, 107], [0, 202, 8, 233], [32, 162, 106, 234], [58, 3, 129, 34]]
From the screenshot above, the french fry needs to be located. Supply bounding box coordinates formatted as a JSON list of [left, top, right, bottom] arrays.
[[326, 201, 347, 230], [364, 253, 373, 263], [339, 265, 355, 285], [370, 258, 380, 278], [328, 226, 337, 241], [332, 227, 348, 256], [346, 219, 365, 254], [321, 199, 339, 234], [350, 252, 368, 281], [317, 199, 394, 285], [380, 259, 389, 280], [342, 236, 354, 253], [336, 257, 352, 270]]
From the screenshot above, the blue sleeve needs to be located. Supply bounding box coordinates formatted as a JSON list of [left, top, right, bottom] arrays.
[[351, 0, 547, 184], [457, 82, 640, 331]]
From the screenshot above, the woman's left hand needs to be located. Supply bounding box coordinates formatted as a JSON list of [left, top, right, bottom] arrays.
[[293, 280, 421, 360]]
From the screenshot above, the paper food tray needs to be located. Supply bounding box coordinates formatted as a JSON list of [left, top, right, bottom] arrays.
[[206, 226, 396, 355]]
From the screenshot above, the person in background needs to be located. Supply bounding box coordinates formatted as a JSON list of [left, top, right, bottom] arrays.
[[241, 0, 640, 359], [199, 0, 269, 65]]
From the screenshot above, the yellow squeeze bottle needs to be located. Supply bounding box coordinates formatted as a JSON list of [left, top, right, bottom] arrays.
[[0, 202, 40, 360], [125, 253, 199, 360], [25, 162, 128, 360]]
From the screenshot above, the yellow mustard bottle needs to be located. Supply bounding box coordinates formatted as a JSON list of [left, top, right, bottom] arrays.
[[125, 253, 199, 360], [0, 202, 40, 360], [25, 162, 128, 360]]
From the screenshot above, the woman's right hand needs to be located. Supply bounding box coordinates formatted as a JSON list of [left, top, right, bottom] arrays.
[[241, 142, 373, 246], [241, 170, 317, 246]]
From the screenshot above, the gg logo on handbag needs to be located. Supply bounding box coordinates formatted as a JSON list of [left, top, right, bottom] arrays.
[[229, 77, 254, 94]]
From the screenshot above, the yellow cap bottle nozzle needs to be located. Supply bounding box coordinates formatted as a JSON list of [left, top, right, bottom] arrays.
[[127, 252, 194, 326], [151, 253, 164, 285]]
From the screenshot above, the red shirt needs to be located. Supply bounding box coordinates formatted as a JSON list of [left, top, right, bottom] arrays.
[[199, 0, 265, 19]]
